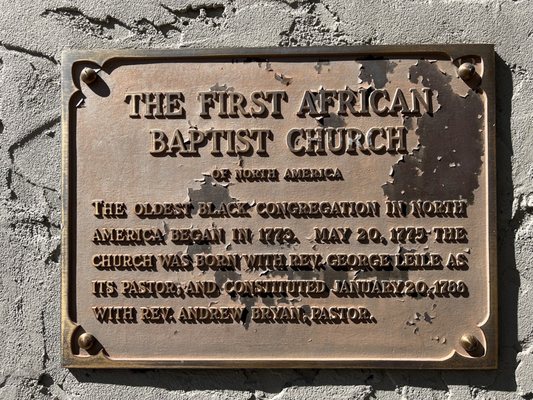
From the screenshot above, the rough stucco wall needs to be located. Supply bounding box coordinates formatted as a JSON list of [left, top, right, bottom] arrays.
[[0, 0, 531, 398]]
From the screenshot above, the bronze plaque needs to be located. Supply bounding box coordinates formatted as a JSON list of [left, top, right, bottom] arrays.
[[62, 45, 497, 368]]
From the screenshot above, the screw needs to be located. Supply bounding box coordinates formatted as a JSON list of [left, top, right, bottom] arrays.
[[460, 334, 480, 352], [80, 67, 97, 84], [78, 332, 95, 350], [458, 63, 476, 81]]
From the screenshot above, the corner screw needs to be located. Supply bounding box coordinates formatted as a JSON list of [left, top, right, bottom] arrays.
[[458, 63, 476, 81], [460, 334, 480, 352], [78, 332, 95, 350], [80, 67, 97, 84]]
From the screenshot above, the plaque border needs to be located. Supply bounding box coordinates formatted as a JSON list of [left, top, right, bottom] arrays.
[[61, 44, 497, 369]]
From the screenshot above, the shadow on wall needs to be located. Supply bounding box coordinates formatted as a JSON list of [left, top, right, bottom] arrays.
[[71, 54, 518, 394]]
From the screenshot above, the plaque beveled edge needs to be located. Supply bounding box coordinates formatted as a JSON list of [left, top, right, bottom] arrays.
[[60, 44, 497, 369]]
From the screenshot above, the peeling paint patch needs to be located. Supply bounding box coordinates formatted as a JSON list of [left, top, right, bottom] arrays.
[[359, 60, 397, 88], [383, 61, 484, 204], [186, 242, 212, 258], [258, 61, 273, 71], [184, 176, 235, 257], [274, 72, 292, 85], [187, 176, 234, 216], [314, 60, 330, 74], [210, 83, 233, 92], [321, 114, 346, 128]]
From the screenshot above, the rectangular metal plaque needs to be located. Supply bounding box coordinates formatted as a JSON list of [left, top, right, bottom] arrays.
[[62, 45, 497, 368]]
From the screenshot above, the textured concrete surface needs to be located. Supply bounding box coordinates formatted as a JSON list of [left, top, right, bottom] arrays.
[[0, 0, 531, 398]]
